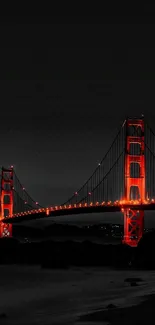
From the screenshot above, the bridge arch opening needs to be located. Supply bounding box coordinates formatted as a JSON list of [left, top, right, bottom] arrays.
[[129, 143, 141, 155], [128, 125, 143, 137], [3, 183, 11, 191], [3, 195, 11, 204], [130, 185, 140, 200], [4, 209, 10, 217], [130, 163, 140, 178]]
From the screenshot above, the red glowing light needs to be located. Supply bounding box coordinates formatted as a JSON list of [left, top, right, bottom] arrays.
[[123, 118, 145, 247], [0, 167, 13, 236]]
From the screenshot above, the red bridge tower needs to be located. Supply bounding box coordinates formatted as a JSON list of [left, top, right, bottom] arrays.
[[0, 167, 13, 237], [123, 118, 145, 247]]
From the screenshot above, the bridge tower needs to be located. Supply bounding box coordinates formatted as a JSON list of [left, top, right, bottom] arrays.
[[0, 167, 13, 237], [123, 118, 145, 247]]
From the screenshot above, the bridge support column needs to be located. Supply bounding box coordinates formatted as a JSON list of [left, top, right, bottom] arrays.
[[123, 208, 144, 247], [0, 223, 12, 237], [123, 118, 145, 246], [0, 167, 13, 238]]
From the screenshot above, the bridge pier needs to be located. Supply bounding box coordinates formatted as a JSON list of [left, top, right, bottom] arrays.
[[123, 208, 144, 247], [0, 167, 13, 238], [0, 223, 12, 237], [123, 118, 145, 247]]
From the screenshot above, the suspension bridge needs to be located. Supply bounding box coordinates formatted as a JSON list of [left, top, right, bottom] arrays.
[[1, 117, 155, 247]]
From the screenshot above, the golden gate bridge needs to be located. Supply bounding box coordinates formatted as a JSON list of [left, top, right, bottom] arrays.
[[1, 117, 155, 247]]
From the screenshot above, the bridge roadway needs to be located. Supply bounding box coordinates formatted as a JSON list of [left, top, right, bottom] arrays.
[[2, 200, 155, 224]]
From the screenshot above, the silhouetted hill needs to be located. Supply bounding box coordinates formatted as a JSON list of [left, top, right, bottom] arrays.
[[13, 225, 44, 239], [1, 225, 155, 269], [44, 223, 83, 236], [0, 237, 133, 268], [0, 237, 19, 263], [135, 230, 155, 269], [13, 222, 123, 240]]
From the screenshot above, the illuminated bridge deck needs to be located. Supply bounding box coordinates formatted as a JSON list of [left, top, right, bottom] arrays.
[[2, 199, 155, 224]]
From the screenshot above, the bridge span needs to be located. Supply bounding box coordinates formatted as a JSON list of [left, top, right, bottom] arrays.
[[1, 117, 155, 247]]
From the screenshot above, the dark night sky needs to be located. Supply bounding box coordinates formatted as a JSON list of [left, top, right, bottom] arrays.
[[1, 13, 155, 225]]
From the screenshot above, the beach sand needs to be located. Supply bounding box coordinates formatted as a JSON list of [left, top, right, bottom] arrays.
[[78, 293, 155, 324], [0, 265, 155, 324]]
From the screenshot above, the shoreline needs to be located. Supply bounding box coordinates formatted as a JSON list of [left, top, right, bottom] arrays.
[[78, 293, 155, 324], [1, 265, 155, 324]]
